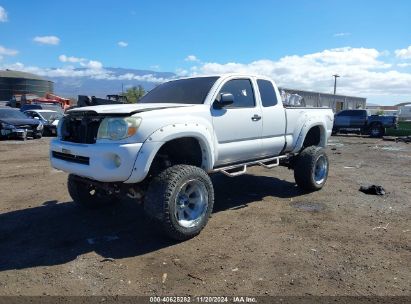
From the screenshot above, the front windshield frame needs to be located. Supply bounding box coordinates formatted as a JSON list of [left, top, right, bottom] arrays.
[[139, 76, 219, 104]]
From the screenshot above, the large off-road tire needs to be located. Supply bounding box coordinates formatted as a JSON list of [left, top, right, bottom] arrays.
[[294, 146, 329, 192], [67, 174, 116, 208], [369, 123, 385, 138], [144, 165, 214, 241]]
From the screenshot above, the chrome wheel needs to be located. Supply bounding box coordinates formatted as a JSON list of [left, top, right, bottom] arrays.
[[370, 127, 380, 137], [175, 179, 208, 228], [313, 155, 328, 185]]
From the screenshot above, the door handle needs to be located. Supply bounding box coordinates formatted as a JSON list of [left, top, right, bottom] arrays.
[[251, 114, 261, 121]]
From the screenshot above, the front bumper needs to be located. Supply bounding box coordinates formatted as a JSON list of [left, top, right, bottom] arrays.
[[50, 139, 143, 182], [1, 128, 42, 139]]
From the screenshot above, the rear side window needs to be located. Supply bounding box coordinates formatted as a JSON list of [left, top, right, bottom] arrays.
[[337, 110, 348, 116], [342, 110, 365, 117], [219, 79, 255, 108], [353, 110, 366, 117], [257, 79, 278, 107]]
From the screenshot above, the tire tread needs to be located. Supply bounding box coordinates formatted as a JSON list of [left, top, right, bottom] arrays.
[[144, 165, 214, 241], [294, 146, 328, 192]]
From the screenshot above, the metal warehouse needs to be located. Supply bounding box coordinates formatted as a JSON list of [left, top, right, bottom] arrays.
[[0, 69, 54, 101], [280, 87, 366, 113]]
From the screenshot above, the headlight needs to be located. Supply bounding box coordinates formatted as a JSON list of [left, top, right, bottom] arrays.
[[1, 123, 16, 130], [97, 117, 142, 140], [37, 123, 44, 130]]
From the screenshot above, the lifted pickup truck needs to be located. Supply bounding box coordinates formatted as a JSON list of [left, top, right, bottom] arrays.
[[333, 109, 398, 137], [50, 74, 334, 240]]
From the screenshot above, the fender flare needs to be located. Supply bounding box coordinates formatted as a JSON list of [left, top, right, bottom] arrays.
[[292, 119, 328, 153], [125, 123, 215, 184]]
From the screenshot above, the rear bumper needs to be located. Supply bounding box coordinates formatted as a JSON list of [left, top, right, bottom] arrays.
[[50, 139, 142, 182]]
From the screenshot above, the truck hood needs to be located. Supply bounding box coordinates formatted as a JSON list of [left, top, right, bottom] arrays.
[[67, 103, 193, 115]]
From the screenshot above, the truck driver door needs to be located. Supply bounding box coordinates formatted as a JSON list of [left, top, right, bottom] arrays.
[[211, 78, 263, 166]]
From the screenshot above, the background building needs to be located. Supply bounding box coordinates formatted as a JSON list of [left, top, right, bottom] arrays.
[[366, 102, 411, 120], [280, 87, 366, 113], [0, 69, 54, 101]]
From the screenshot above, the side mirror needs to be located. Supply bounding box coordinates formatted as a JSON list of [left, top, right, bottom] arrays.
[[214, 93, 234, 108]]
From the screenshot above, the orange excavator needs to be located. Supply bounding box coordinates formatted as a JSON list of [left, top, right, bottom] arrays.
[[33, 93, 71, 110], [8, 93, 71, 111]]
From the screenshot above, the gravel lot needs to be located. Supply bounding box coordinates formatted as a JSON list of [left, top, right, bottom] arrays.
[[0, 136, 410, 296]]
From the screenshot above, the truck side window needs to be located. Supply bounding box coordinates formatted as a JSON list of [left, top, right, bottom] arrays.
[[257, 79, 277, 107], [220, 79, 255, 108]]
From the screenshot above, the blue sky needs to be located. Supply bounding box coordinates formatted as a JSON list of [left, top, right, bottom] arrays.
[[1, 0, 411, 104]]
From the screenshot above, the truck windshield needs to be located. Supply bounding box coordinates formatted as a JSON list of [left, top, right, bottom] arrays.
[[139, 77, 219, 104]]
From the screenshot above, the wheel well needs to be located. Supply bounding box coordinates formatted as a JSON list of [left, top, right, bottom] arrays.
[[303, 126, 322, 148], [151, 137, 203, 173], [370, 122, 382, 128]]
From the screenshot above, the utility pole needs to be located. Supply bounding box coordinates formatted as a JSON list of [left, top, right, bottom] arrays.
[[333, 74, 340, 95], [121, 83, 124, 95]]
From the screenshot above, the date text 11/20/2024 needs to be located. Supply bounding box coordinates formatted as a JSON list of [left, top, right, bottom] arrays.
[[149, 296, 257, 303]]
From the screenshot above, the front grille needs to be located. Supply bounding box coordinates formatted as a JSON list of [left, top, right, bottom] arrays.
[[61, 116, 103, 144], [52, 151, 90, 165], [16, 124, 36, 130]]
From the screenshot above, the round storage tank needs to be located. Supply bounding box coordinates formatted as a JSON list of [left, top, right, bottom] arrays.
[[0, 69, 54, 101]]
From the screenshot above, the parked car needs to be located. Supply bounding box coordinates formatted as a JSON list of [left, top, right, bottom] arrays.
[[20, 103, 64, 114], [50, 74, 334, 240], [24, 109, 62, 136], [0, 108, 43, 140], [333, 109, 398, 137]]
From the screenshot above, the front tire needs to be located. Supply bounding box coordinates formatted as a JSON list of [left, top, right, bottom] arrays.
[[294, 146, 329, 192], [144, 165, 214, 241], [67, 174, 117, 208]]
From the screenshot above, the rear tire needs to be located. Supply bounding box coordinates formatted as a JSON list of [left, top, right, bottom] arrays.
[[144, 165, 214, 241], [67, 174, 117, 208], [369, 124, 385, 138], [294, 146, 329, 192]]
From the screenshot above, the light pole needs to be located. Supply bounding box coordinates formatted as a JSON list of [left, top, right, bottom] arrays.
[[333, 74, 340, 95]]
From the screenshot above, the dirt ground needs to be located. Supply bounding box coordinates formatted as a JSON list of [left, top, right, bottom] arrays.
[[0, 136, 410, 296]]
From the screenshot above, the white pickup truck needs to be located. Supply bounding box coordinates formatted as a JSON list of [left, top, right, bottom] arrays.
[[50, 74, 334, 240]]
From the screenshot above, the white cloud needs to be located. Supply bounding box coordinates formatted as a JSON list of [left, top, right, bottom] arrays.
[[188, 47, 411, 97], [333, 32, 351, 37], [1, 61, 170, 83], [0, 45, 18, 56], [395, 45, 411, 59], [398, 63, 411, 68], [2, 62, 109, 78], [33, 35, 60, 45], [59, 54, 103, 70], [185, 55, 199, 62], [0, 6, 8, 22], [113, 73, 170, 83], [83, 60, 103, 69], [4, 46, 411, 103], [118, 41, 128, 47], [59, 54, 85, 63]]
